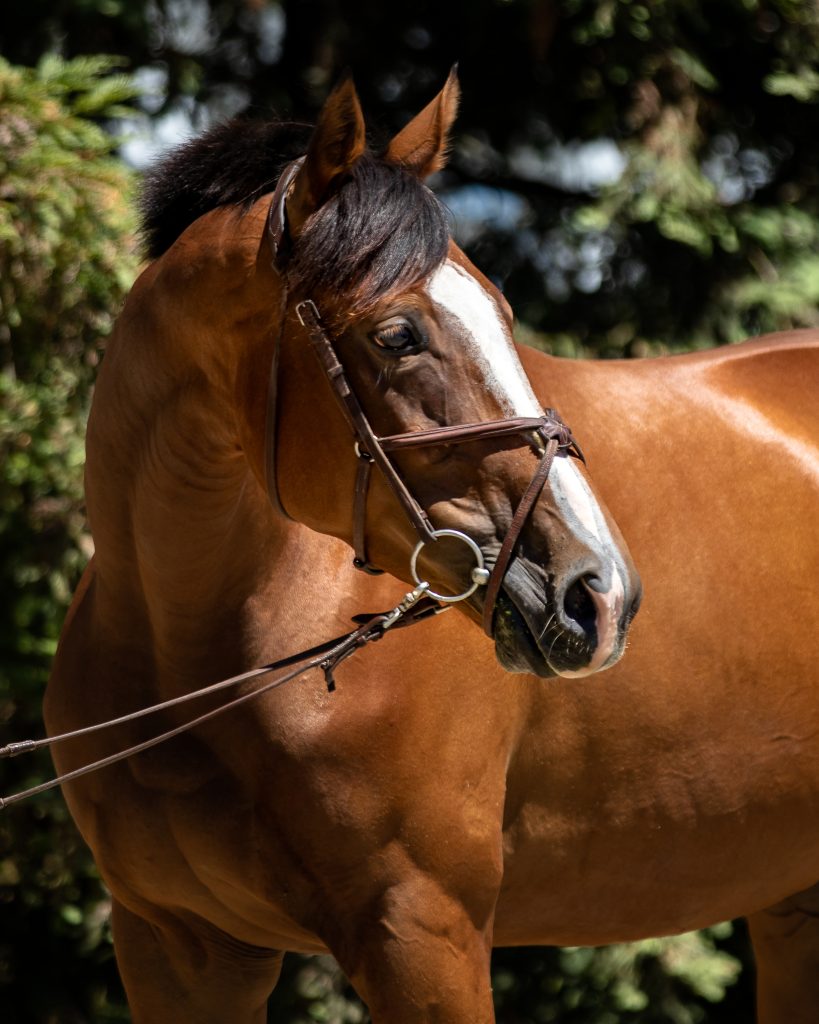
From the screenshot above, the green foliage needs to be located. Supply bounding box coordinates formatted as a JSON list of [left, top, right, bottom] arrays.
[[265, 925, 746, 1024], [3, 0, 817, 1016], [0, 54, 139, 1021], [0, 54, 138, 380], [491, 926, 746, 1024], [267, 955, 369, 1023], [503, 0, 819, 352]]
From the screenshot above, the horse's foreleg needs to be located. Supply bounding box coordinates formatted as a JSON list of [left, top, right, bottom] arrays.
[[111, 899, 284, 1023], [747, 882, 819, 1024], [326, 873, 497, 1023]]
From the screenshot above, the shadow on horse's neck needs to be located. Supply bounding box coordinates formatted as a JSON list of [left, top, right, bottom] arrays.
[[85, 203, 297, 681]]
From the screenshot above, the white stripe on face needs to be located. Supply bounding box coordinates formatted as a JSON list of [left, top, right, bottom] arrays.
[[426, 259, 614, 556], [548, 458, 628, 660], [425, 260, 542, 417], [551, 457, 603, 541], [426, 257, 628, 660]]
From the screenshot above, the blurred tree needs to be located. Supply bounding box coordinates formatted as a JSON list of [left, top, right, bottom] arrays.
[[0, 54, 139, 1021], [266, 924, 753, 1024], [2, 0, 818, 1019], [2, 0, 818, 355]]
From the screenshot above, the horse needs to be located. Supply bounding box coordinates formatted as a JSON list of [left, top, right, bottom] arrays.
[[42, 72, 818, 1023]]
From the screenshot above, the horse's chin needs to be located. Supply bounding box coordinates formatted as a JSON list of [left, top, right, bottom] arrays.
[[492, 592, 557, 678], [492, 588, 618, 679]]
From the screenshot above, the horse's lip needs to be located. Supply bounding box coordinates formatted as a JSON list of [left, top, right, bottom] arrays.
[[492, 591, 557, 678], [493, 584, 604, 678]]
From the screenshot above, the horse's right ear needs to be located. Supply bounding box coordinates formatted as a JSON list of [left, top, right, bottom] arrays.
[[287, 74, 367, 238]]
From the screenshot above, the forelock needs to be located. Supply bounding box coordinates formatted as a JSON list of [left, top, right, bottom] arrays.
[[287, 155, 450, 326]]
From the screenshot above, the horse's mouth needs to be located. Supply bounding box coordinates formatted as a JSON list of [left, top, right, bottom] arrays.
[[492, 591, 555, 677], [492, 590, 594, 678]]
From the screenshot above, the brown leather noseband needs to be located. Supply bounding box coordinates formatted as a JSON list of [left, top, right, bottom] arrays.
[[264, 160, 584, 636]]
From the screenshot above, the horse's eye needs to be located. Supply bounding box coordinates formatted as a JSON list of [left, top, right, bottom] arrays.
[[370, 319, 424, 354]]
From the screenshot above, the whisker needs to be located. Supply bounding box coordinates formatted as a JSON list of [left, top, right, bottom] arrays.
[[537, 613, 557, 645]]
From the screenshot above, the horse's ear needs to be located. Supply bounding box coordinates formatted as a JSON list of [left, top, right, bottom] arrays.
[[385, 67, 460, 179], [287, 74, 367, 237]]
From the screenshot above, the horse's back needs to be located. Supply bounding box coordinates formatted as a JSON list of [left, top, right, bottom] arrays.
[[503, 332, 819, 943], [701, 330, 819, 454]]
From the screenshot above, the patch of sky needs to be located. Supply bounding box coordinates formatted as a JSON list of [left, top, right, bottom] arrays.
[[121, 0, 282, 167], [509, 138, 626, 192], [532, 225, 620, 301], [120, 65, 248, 168], [248, 3, 285, 65], [148, 0, 216, 54], [701, 132, 776, 204], [443, 185, 529, 246], [118, 63, 189, 168]]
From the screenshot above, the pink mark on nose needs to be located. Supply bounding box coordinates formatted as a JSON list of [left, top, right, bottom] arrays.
[[557, 563, 625, 678]]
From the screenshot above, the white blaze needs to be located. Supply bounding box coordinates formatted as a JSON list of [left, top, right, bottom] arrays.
[[426, 261, 541, 417], [551, 458, 603, 541], [426, 259, 627, 669]]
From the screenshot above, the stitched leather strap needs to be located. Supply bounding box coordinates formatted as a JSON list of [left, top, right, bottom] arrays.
[[263, 165, 584, 637], [481, 438, 559, 636], [352, 449, 383, 574], [264, 158, 306, 520], [267, 157, 304, 266], [297, 299, 437, 544], [380, 416, 582, 461], [0, 592, 444, 808]]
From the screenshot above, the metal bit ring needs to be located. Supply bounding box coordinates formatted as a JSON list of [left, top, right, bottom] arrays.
[[410, 529, 490, 603]]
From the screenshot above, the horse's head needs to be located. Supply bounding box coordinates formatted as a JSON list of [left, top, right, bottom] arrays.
[[267, 72, 641, 678]]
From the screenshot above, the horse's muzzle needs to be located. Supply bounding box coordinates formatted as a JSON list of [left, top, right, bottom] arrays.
[[489, 556, 641, 678]]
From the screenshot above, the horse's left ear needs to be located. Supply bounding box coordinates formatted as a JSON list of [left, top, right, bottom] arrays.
[[287, 74, 367, 237], [385, 66, 461, 179]]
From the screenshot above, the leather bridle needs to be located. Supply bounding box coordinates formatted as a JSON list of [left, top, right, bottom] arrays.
[[265, 159, 585, 637], [0, 159, 587, 811]]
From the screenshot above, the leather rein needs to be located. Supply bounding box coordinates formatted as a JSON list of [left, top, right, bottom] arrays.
[[264, 158, 585, 638], [0, 159, 584, 810]]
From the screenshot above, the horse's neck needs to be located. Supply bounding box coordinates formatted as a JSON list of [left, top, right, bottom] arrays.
[[85, 206, 289, 680]]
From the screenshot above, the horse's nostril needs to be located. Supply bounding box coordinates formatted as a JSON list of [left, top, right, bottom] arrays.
[[563, 577, 597, 636]]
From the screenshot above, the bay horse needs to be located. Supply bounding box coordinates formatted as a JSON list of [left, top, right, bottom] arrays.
[[42, 73, 818, 1023]]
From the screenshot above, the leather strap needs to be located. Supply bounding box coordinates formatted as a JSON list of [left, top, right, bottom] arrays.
[[0, 591, 444, 808], [380, 416, 582, 461], [264, 158, 305, 520], [267, 157, 304, 266], [481, 438, 559, 636], [352, 449, 383, 574], [263, 164, 584, 637], [296, 299, 437, 544]]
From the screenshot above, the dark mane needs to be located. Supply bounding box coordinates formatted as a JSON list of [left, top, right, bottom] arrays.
[[139, 117, 450, 321], [140, 118, 314, 260]]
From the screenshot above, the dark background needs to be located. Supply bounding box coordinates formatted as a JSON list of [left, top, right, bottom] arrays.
[[2, 1, 817, 1019]]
